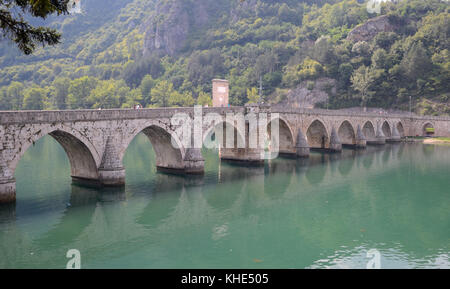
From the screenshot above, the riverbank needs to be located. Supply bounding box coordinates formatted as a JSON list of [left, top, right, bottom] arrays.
[[423, 137, 450, 145]]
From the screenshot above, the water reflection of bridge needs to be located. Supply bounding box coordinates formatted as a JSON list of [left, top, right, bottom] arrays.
[[1, 144, 448, 268]]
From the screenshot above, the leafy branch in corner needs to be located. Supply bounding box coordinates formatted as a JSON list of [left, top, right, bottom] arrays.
[[0, 0, 70, 54]]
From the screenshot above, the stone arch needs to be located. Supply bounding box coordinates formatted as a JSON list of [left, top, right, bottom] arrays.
[[11, 125, 100, 182], [267, 117, 295, 155], [422, 122, 434, 137], [397, 122, 405, 137], [306, 119, 329, 149], [203, 120, 246, 150], [122, 122, 186, 172], [338, 120, 356, 146], [382, 121, 391, 138], [362, 121, 376, 140]]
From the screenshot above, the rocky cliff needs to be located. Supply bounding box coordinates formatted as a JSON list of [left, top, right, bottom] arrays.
[[275, 78, 337, 109], [141, 0, 211, 56], [346, 15, 395, 42]]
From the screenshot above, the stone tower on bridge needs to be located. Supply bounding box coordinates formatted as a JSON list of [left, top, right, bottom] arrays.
[[212, 79, 229, 107]]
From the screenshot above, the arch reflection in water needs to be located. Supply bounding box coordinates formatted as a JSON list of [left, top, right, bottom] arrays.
[[264, 158, 297, 200], [305, 153, 329, 185]]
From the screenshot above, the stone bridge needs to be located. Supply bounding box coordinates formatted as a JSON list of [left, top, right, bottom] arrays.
[[1, 106, 449, 203]]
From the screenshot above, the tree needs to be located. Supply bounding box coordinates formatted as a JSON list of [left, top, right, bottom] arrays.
[[169, 91, 195, 107], [278, 3, 300, 25], [0, 0, 70, 54], [87, 80, 123, 109], [351, 66, 377, 108], [121, 56, 163, 88], [187, 49, 225, 87], [52, 77, 70, 109], [67, 76, 98, 109], [122, 89, 143, 108], [6, 81, 25, 110], [151, 80, 176, 107], [371, 48, 389, 70], [246, 87, 260, 104], [23, 87, 46, 110], [0, 87, 7, 110], [197, 91, 212, 107], [338, 63, 353, 86], [401, 41, 432, 81], [139, 75, 155, 107]]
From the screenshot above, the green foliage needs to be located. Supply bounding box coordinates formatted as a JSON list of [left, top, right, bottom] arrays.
[[87, 80, 129, 109], [351, 65, 377, 107], [67, 76, 98, 109], [23, 87, 47, 110], [283, 58, 324, 86], [139, 75, 156, 107], [169, 91, 195, 107], [151, 80, 176, 107], [0, 0, 448, 115], [197, 91, 212, 107], [0, 0, 69, 54], [401, 41, 432, 82], [246, 87, 260, 104], [51, 77, 70, 109], [6, 81, 25, 110]]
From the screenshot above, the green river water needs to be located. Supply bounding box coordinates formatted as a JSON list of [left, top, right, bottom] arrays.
[[0, 134, 449, 268]]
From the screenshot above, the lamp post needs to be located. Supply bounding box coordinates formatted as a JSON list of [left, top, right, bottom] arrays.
[[409, 95, 412, 116]]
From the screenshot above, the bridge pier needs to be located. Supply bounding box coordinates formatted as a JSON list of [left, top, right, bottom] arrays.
[[368, 124, 386, 145], [355, 125, 367, 149], [97, 137, 125, 186], [329, 127, 342, 153], [296, 130, 310, 158], [220, 148, 265, 165], [98, 168, 126, 186], [0, 178, 16, 204], [386, 125, 402, 143], [183, 148, 205, 174]]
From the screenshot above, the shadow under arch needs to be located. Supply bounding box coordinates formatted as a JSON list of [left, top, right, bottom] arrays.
[[12, 127, 100, 187], [122, 124, 185, 173], [362, 121, 376, 141], [338, 120, 356, 146], [382, 121, 392, 138], [203, 120, 246, 151], [307, 119, 329, 149], [203, 120, 248, 165], [397, 122, 405, 137], [422, 122, 434, 137], [267, 117, 295, 156]]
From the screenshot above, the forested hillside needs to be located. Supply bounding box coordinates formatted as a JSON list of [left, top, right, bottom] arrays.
[[0, 0, 448, 115]]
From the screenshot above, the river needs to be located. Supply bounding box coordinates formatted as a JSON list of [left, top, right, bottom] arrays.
[[0, 134, 448, 268]]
